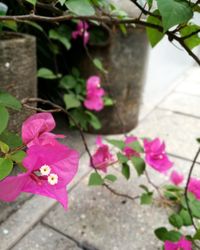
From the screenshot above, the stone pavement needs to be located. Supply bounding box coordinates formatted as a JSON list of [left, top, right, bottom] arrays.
[[0, 66, 200, 250]]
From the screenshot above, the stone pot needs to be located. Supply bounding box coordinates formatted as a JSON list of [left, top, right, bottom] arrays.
[[77, 26, 149, 134], [0, 32, 37, 133]]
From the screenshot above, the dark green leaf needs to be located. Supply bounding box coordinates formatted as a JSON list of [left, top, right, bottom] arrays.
[[10, 151, 26, 163], [0, 158, 13, 180], [179, 209, 192, 226], [88, 172, 104, 186], [169, 213, 183, 229], [127, 140, 144, 153], [122, 163, 130, 180], [49, 26, 71, 50], [154, 227, 168, 241], [86, 111, 101, 130], [131, 156, 145, 176], [180, 24, 200, 49], [156, 0, 193, 31], [59, 75, 77, 90]]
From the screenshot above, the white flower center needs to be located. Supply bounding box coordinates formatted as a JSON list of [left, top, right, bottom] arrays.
[[40, 165, 51, 176], [48, 173, 58, 185]]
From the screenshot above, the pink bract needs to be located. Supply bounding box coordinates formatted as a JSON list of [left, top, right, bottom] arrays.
[[144, 138, 173, 173], [164, 237, 192, 250], [188, 178, 200, 200], [22, 112, 64, 147], [123, 136, 140, 158], [91, 136, 114, 172], [0, 144, 79, 209], [72, 21, 90, 45], [84, 76, 105, 111], [170, 170, 184, 186]]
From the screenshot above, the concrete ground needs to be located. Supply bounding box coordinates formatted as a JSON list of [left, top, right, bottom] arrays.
[[0, 66, 200, 250]]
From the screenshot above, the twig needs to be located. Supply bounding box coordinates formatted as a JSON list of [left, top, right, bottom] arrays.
[[103, 183, 140, 201], [184, 147, 200, 232]]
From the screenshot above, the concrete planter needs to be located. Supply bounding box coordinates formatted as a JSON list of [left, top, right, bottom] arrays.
[[79, 26, 149, 134], [0, 32, 37, 132]]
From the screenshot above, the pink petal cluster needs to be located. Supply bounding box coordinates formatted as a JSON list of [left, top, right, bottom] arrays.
[[72, 21, 90, 46], [22, 112, 64, 147], [84, 76, 105, 112], [144, 138, 173, 173], [91, 136, 114, 173], [0, 113, 79, 209], [170, 170, 184, 186], [164, 237, 192, 250], [123, 136, 140, 158], [188, 178, 200, 200]]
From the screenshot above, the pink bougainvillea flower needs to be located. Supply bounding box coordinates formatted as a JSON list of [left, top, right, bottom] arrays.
[[0, 144, 79, 209], [91, 136, 114, 173], [144, 138, 173, 173], [22, 113, 64, 147], [164, 236, 192, 250], [123, 136, 140, 158], [72, 21, 90, 45], [84, 76, 105, 111], [188, 178, 200, 200], [170, 170, 184, 186]]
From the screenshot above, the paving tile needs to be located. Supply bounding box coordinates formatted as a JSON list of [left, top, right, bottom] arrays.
[[176, 81, 200, 96], [0, 194, 31, 224], [12, 224, 81, 250], [132, 109, 200, 161], [159, 92, 200, 117], [0, 196, 56, 250]]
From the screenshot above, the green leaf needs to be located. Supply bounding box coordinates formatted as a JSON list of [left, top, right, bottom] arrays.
[[0, 141, 9, 154], [0, 91, 21, 110], [1, 20, 17, 31], [0, 105, 9, 134], [59, 75, 77, 90], [193, 228, 200, 240], [49, 26, 71, 50], [0, 2, 8, 16], [179, 209, 192, 226], [169, 213, 183, 229], [0, 131, 22, 149], [117, 152, 128, 164], [107, 139, 125, 150], [154, 227, 182, 242], [164, 184, 182, 192], [10, 151, 26, 163], [25, 0, 37, 6], [146, 10, 164, 47], [22, 21, 44, 32], [65, 0, 95, 16], [64, 94, 81, 109], [104, 174, 117, 182], [156, 0, 193, 32], [88, 172, 104, 186], [93, 58, 107, 73], [127, 140, 144, 153], [131, 157, 145, 176], [154, 227, 168, 241], [140, 184, 150, 193], [86, 111, 101, 130], [104, 96, 114, 106], [180, 24, 200, 49], [0, 158, 13, 181], [140, 192, 153, 205], [122, 163, 130, 180], [37, 68, 59, 79]]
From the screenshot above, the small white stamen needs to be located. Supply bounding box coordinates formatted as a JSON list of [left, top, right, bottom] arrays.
[[40, 165, 51, 176], [48, 173, 58, 185]]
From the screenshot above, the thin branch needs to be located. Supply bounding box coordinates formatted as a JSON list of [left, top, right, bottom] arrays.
[[103, 183, 140, 201], [184, 147, 200, 232]]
